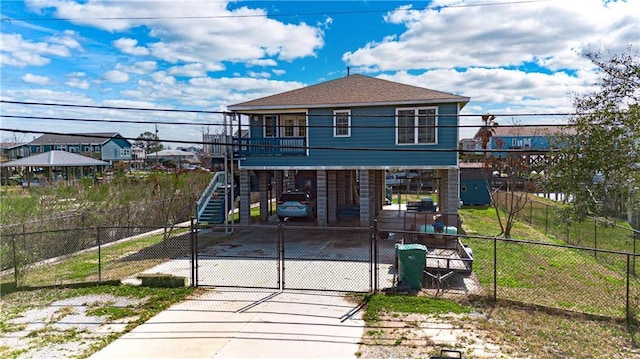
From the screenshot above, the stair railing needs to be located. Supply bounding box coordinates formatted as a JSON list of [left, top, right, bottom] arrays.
[[196, 171, 227, 222]]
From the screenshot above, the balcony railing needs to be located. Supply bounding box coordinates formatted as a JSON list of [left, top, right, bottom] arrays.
[[234, 137, 306, 156]]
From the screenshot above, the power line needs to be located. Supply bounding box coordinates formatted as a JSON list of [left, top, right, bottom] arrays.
[[0, 100, 579, 118], [0, 127, 560, 154], [0, 114, 573, 129], [1, 0, 551, 22]]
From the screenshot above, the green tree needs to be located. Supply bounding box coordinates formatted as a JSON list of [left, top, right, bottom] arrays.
[[135, 131, 164, 154], [546, 50, 640, 221]]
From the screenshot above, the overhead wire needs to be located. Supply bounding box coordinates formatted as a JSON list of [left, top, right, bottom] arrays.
[[0, 127, 562, 155], [1, 0, 552, 22]]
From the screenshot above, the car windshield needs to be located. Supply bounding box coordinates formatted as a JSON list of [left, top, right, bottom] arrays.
[[280, 193, 307, 202]]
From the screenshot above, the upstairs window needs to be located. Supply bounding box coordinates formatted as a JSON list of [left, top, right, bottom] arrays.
[[333, 110, 351, 137], [396, 107, 437, 145]]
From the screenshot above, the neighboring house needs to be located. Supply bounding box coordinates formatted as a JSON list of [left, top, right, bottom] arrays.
[[227, 74, 469, 226], [1, 142, 26, 162], [8, 133, 133, 162], [458, 138, 480, 152], [483, 125, 569, 157], [146, 149, 200, 166]]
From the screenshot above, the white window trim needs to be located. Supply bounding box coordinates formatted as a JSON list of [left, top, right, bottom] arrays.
[[263, 114, 277, 138], [333, 109, 351, 137], [395, 107, 438, 145]]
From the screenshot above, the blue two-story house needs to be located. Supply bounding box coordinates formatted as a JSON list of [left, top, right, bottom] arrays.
[[228, 74, 469, 226], [6, 133, 132, 162]]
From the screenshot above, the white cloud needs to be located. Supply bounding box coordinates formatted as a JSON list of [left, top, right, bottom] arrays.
[[272, 69, 286, 76], [22, 73, 51, 85], [344, 0, 639, 72], [167, 63, 225, 77], [102, 70, 130, 83], [247, 59, 278, 67], [26, 0, 325, 65], [0, 32, 81, 67], [113, 38, 149, 56], [115, 61, 158, 75], [118, 75, 305, 108], [247, 71, 271, 79], [65, 72, 89, 89]]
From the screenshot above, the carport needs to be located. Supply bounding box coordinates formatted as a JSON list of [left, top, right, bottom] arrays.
[[0, 150, 108, 187], [138, 224, 398, 293]]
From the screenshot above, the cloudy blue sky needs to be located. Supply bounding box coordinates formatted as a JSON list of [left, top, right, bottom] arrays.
[[1, 0, 638, 147]]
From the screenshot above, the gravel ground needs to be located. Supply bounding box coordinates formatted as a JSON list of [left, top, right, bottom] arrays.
[[0, 294, 146, 359]]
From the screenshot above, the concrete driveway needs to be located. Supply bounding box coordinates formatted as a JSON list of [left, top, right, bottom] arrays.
[[90, 288, 365, 359], [136, 225, 396, 292]]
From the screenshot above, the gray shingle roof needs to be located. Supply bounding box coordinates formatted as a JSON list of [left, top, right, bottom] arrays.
[[228, 74, 469, 111], [0, 151, 109, 167], [30, 133, 120, 145]]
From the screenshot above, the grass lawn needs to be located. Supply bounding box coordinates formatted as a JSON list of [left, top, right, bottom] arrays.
[[459, 206, 636, 318]]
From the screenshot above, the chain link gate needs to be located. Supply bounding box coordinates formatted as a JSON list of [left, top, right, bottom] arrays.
[[192, 223, 374, 293]]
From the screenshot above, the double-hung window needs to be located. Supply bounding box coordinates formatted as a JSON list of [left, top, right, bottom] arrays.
[[333, 110, 351, 137], [396, 107, 437, 145]]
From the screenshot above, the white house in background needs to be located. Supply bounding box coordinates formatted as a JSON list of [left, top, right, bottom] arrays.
[[458, 138, 481, 152], [146, 149, 200, 167]]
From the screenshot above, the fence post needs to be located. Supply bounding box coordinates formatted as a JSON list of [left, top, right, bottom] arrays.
[[493, 237, 497, 302], [190, 217, 195, 288], [195, 220, 199, 286], [528, 201, 533, 224], [373, 220, 378, 293], [97, 227, 102, 282], [633, 230, 637, 276], [594, 218, 598, 259], [12, 236, 18, 288], [544, 204, 548, 234], [278, 223, 284, 290], [626, 254, 631, 327]]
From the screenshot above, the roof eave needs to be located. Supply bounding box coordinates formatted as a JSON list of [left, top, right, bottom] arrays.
[[229, 97, 470, 112]]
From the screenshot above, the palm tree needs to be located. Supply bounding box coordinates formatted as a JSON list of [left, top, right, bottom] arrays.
[[474, 114, 498, 150]]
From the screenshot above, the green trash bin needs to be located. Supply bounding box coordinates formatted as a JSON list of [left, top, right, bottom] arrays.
[[396, 243, 427, 290]]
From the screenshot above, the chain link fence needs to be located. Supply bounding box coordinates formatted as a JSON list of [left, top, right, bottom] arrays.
[[1, 223, 192, 288], [2, 220, 640, 323], [460, 234, 640, 322], [493, 191, 640, 275]]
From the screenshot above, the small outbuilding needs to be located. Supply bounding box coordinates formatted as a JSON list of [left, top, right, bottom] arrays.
[[459, 162, 491, 206]]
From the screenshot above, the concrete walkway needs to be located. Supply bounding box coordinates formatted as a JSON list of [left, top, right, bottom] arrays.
[[90, 289, 365, 359]]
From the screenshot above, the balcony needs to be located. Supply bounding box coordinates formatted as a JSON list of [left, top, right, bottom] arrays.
[[234, 137, 306, 156]]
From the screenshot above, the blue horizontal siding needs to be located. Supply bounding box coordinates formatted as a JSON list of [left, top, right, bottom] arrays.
[[240, 103, 459, 168]]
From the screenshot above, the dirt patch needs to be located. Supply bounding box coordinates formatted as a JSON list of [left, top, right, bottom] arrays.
[[0, 294, 146, 359], [357, 311, 506, 358]]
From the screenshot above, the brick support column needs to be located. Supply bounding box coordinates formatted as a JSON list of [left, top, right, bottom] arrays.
[[337, 171, 346, 207], [239, 169, 251, 225], [359, 170, 370, 226], [275, 170, 283, 201], [317, 170, 327, 226], [259, 170, 269, 222], [328, 170, 337, 223]]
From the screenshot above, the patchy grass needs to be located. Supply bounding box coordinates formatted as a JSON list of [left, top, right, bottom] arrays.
[[0, 284, 195, 359], [361, 293, 469, 322], [356, 293, 639, 358]]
